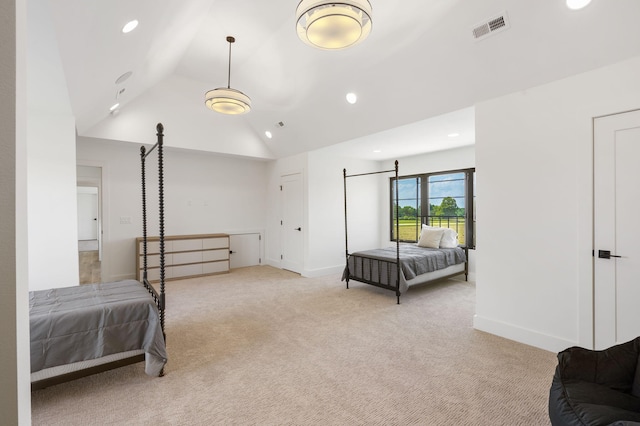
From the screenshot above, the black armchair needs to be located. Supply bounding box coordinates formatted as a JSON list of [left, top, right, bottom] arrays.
[[549, 337, 640, 425]]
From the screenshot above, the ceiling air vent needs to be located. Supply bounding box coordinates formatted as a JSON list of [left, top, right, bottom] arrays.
[[472, 12, 510, 41]]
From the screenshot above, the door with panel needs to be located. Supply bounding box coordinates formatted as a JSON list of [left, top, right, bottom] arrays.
[[229, 233, 261, 269], [280, 173, 303, 274], [594, 109, 640, 349]]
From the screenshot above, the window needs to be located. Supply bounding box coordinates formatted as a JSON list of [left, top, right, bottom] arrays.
[[391, 168, 475, 247]]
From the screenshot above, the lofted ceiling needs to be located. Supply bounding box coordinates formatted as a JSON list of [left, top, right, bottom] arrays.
[[44, 0, 640, 160]]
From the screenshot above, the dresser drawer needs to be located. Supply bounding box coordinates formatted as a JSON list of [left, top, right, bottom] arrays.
[[203, 249, 228, 262], [173, 251, 202, 265], [172, 239, 203, 252], [203, 237, 229, 250], [141, 253, 173, 268], [139, 266, 173, 282], [136, 234, 230, 282]]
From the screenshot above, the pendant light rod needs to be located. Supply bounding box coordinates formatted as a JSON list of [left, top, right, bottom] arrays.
[[226, 36, 234, 89]]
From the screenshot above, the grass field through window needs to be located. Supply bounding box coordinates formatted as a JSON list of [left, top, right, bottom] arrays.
[[393, 218, 466, 244]]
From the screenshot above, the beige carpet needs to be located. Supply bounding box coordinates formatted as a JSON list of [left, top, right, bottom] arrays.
[[31, 266, 557, 425]]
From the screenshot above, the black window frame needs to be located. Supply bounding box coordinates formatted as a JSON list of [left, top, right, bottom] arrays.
[[390, 167, 475, 248]]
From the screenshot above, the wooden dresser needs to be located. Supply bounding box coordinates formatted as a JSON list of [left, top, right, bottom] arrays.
[[136, 233, 230, 282]]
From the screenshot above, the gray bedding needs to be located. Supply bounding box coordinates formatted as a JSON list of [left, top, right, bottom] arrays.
[[29, 280, 167, 377], [344, 244, 466, 289]]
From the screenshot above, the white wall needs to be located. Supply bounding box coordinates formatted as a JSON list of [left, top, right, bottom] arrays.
[[26, 0, 79, 291], [475, 55, 640, 353], [77, 137, 269, 281], [307, 150, 380, 276], [388, 146, 475, 176]]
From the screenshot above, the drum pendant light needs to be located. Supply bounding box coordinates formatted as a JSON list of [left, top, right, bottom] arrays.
[[205, 36, 251, 115], [296, 0, 372, 50]]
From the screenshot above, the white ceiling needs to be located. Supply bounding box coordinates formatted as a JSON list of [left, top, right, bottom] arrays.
[[45, 0, 640, 160]]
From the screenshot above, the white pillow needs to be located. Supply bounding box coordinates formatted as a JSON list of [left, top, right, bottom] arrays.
[[420, 224, 458, 248], [439, 228, 459, 248], [417, 227, 444, 248]]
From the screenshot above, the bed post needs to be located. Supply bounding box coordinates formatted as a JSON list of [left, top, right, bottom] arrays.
[[343, 168, 349, 289], [156, 123, 166, 337], [394, 160, 400, 305], [464, 246, 469, 282], [140, 146, 148, 283], [140, 123, 166, 377]]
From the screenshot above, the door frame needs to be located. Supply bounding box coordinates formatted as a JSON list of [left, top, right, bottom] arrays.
[[592, 108, 640, 349], [77, 186, 99, 240], [280, 171, 304, 274], [77, 160, 109, 278]]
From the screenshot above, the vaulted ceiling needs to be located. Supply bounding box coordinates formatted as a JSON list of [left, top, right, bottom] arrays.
[[44, 0, 640, 160]]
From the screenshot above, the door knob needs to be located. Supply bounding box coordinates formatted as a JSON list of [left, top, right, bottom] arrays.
[[295, 227, 302, 231], [598, 250, 622, 259]]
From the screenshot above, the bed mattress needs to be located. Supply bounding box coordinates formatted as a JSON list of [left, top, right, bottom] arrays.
[[29, 280, 167, 377]]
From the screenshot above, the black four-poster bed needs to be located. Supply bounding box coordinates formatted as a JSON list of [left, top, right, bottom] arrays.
[[30, 123, 168, 390], [342, 160, 468, 304]]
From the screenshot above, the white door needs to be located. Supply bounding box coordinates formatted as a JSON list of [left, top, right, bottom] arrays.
[[281, 173, 303, 274], [594, 109, 640, 349], [77, 188, 98, 240], [229, 233, 261, 269]]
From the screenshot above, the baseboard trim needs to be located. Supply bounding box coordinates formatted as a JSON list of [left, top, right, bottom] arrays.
[[264, 258, 281, 269], [302, 265, 344, 278], [473, 315, 575, 353]]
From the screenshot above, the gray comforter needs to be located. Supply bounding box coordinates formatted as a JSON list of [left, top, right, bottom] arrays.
[[29, 280, 167, 376], [344, 244, 466, 289]]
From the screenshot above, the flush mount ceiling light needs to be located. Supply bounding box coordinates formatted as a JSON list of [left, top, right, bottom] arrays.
[[566, 0, 592, 10], [205, 36, 251, 115], [346, 92, 357, 104], [296, 0, 372, 50]]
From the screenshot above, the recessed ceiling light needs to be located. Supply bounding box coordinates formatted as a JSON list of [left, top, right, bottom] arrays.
[[265, 131, 273, 139], [373, 149, 381, 153], [115, 71, 133, 85], [346, 92, 357, 104], [448, 133, 460, 138], [109, 103, 120, 112], [566, 0, 591, 10], [122, 20, 139, 34]]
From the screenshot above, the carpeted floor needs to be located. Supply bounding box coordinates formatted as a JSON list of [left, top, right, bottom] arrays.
[[31, 266, 557, 425]]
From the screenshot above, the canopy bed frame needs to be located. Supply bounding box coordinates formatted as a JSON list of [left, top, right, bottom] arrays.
[[342, 160, 468, 304], [30, 123, 168, 390]]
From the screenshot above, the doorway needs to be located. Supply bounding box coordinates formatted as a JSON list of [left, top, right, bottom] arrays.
[[77, 187, 98, 241], [280, 172, 303, 274], [77, 165, 102, 284], [594, 109, 640, 349]]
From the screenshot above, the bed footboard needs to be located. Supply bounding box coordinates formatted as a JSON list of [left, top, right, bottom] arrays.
[[344, 246, 469, 304], [344, 254, 402, 303]]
